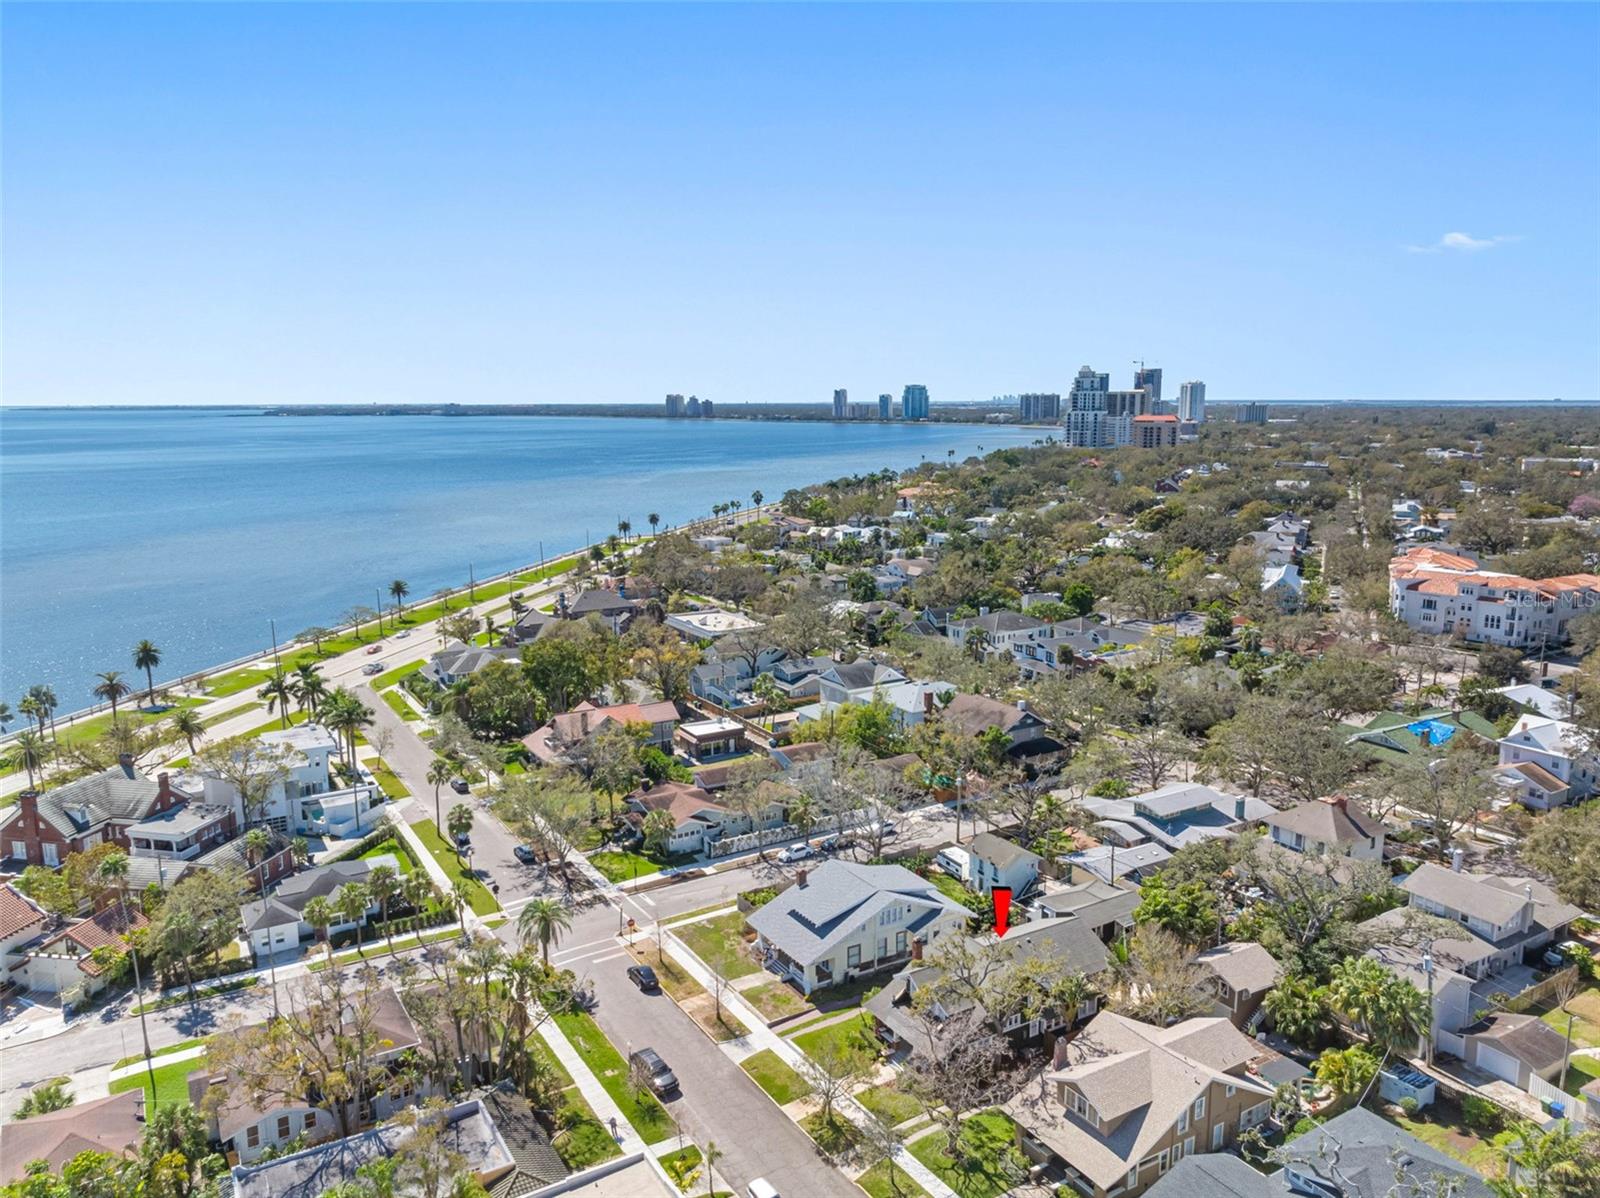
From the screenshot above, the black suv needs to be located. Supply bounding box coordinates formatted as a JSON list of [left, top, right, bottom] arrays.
[[627, 964, 660, 992]]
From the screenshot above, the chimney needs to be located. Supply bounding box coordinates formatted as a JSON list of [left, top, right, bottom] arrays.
[[117, 752, 135, 769], [796, 868, 808, 888], [979, 606, 990, 617], [910, 938, 924, 962], [1051, 1035, 1071, 1069], [1017, 698, 1029, 713], [1234, 797, 1246, 821], [923, 691, 935, 717], [1450, 848, 1465, 873], [1330, 795, 1348, 812]]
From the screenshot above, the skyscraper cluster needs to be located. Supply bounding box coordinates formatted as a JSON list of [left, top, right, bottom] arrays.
[[665, 393, 715, 418], [1037, 364, 1204, 448], [828, 385, 928, 420]]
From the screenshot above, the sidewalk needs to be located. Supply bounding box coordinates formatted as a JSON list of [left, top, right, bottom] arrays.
[[532, 1012, 646, 1157], [660, 927, 959, 1198]]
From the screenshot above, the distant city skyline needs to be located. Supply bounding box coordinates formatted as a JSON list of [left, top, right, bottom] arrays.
[[4, 4, 1596, 407]]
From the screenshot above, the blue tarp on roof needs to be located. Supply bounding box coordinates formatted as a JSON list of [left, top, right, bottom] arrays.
[[1406, 718, 1456, 746]]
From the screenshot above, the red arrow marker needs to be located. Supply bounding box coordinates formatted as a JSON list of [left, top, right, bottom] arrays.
[[992, 886, 1013, 938]]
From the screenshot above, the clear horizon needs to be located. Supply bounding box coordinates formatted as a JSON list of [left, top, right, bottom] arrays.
[[5, 3, 1597, 407]]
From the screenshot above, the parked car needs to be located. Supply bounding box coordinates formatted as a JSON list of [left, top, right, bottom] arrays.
[[869, 819, 899, 840], [1544, 940, 1583, 968], [361, 662, 384, 676], [818, 832, 848, 853], [747, 1182, 780, 1198], [627, 1047, 678, 1095], [777, 843, 815, 864], [450, 777, 471, 794], [513, 844, 538, 865], [627, 964, 661, 992], [454, 832, 472, 851]]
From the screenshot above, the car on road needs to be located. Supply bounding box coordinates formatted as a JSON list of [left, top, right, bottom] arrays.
[[450, 777, 471, 794], [513, 844, 538, 865], [361, 662, 384, 676], [365, 644, 383, 655], [454, 831, 472, 850], [869, 819, 899, 840], [747, 1181, 780, 1198], [627, 1047, 679, 1095], [627, 964, 661, 992], [817, 832, 849, 853], [394, 629, 411, 639], [777, 843, 815, 864]]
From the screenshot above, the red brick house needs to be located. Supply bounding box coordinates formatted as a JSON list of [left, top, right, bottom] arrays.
[[0, 756, 184, 869]]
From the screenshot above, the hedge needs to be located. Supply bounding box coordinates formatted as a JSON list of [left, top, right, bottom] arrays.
[[325, 826, 421, 871]]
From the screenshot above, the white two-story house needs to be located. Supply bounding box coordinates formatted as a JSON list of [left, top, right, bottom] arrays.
[[748, 861, 970, 993], [1497, 714, 1598, 804], [186, 724, 382, 840]]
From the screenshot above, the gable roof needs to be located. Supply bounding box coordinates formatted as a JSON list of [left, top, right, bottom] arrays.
[[941, 693, 1041, 738], [748, 860, 969, 967], [1465, 1012, 1568, 1073], [1004, 1010, 1273, 1190], [427, 641, 519, 678], [476, 1086, 569, 1197], [0, 884, 49, 943], [29, 763, 167, 839], [1279, 1106, 1493, 1198], [822, 660, 907, 690], [1195, 941, 1281, 995], [1402, 862, 1529, 925], [968, 831, 1042, 873], [239, 857, 392, 930], [567, 589, 638, 616], [1262, 796, 1384, 846], [950, 610, 1048, 634], [624, 781, 727, 827]]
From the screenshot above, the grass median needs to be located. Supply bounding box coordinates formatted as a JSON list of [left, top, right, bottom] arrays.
[[551, 1010, 676, 1145], [410, 818, 500, 915]]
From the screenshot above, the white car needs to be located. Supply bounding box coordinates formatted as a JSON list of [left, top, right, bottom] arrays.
[[747, 1182, 780, 1198], [394, 629, 411, 639], [1544, 940, 1584, 968], [777, 844, 815, 864]]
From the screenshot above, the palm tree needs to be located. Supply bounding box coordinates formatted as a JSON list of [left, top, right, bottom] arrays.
[[291, 664, 328, 718], [303, 895, 336, 949], [389, 579, 410, 618], [446, 881, 469, 933], [751, 489, 763, 508], [30, 685, 59, 743], [9, 730, 48, 788], [335, 882, 371, 958], [321, 688, 374, 770], [132, 641, 162, 706], [367, 865, 401, 954], [94, 670, 132, 718], [517, 898, 572, 965], [0, 701, 11, 732], [617, 519, 631, 542], [242, 827, 273, 889], [647, 512, 660, 537], [427, 758, 454, 830], [171, 707, 205, 756], [402, 872, 434, 920], [95, 852, 160, 1102], [257, 672, 294, 730], [447, 802, 475, 858]]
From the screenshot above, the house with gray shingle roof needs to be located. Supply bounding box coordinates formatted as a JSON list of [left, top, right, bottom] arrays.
[[747, 860, 970, 994], [0, 757, 185, 869], [1263, 795, 1385, 861], [1005, 1010, 1279, 1198], [1142, 1105, 1492, 1198], [967, 831, 1043, 897], [1194, 942, 1281, 1029], [421, 640, 521, 687]]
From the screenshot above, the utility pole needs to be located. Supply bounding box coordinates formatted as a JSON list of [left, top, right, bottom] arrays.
[[1422, 951, 1436, 1065], [468, 563, 476, 603], [376, 587, 385, 636], [269, 618, 282, 676]]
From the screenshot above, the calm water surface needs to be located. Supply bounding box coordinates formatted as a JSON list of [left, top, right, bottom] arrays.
[[1, 409, 1034, 710]]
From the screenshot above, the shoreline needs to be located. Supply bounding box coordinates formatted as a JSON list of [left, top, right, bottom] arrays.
[[0, 505, 771, 745]]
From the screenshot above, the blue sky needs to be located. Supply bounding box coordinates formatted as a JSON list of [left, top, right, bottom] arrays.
[[5, 3, 1596, 407]]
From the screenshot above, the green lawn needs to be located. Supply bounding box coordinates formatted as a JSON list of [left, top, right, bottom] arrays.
[[1559, 1053, 1600, 1097], [113, 1038, 206, 1070], [589, 849, 694, 884], [411, 818, 500, 915], [1383, 1103, 1504, 1179], [551, 1088, 620, 1170], [674, 911, 758, 979], [800, 1110, 862, 1156], [742, 979, 812, 1023], [739, 1048, 811, 1104], [109, 1054, 201, 1109], [369, 758, 411, 798], [659, 1145, 703, 1191], [907, 1110, 1028, 1198], [790, 1011, 878, 1061], [358, 837, 414, 872], [45, 697, 207, 751], [856, 1080, 923, 1127], [372, 659, 426, 689], [857, 1160, 931, 1198], [380, 690, 421, 722], [1539, 987, 1600, 1048], [203, 561, 581, 696], [551, 1010, 676, 1145]]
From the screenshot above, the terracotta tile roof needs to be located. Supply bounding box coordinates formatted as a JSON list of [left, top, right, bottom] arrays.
[[0, 884, 48, 942]]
